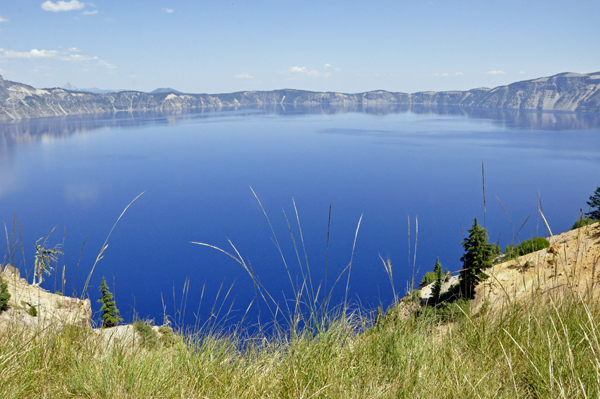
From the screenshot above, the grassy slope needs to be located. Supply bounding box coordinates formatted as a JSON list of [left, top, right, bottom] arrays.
[[1, 286, 600, 398]]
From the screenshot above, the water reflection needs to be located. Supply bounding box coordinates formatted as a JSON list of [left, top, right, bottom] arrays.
[[0, 105, 599, 149]]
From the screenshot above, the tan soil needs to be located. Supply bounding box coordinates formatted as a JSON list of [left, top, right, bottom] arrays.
[[472, 222, 600, 315]]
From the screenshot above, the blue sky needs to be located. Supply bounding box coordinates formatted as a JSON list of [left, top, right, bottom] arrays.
[[0, 0, 598, 94]]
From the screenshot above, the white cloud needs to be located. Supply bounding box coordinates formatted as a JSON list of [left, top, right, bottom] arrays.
[[334, 67, 342, 71], [0, 15, 9, 23], [0, 48, 59, 58], [82, 10, 98, 15], [163, 8, 174, 13], [234, 72, 253, 79], [432, 73, 449, 77], [289, 66, 330, 77], [518, 71, 525, 74], [455, 72, 465, 76], [324, 63, 332, 68], [486, 70, 507, 75], [41, 1, 85, 12], [0, 47, 116, 70]]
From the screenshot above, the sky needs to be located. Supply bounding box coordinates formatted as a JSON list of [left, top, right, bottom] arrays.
[[0, 0, 599, 94]]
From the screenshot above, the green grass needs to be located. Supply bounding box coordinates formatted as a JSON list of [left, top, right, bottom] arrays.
[[572, 217, 598, 230], [504, 236, 550, 260], [1, 286, 600, 398]]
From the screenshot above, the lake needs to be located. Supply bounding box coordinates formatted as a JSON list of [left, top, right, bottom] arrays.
[[1, 105, 599, 329]]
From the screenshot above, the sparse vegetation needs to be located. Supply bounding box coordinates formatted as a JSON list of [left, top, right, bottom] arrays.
[[572, 217, 597, 230], [33, 237, 62, 287], [26, 304, 37, 317], [133, 320, 158, 348], [420, 271, 437, 286], [504, 236, 550, 260]]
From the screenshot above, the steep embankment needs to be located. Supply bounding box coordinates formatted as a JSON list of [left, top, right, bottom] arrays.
[[1, 72, 600, 121], [417, 222, 600, 314], [472, 221, 600, 314]]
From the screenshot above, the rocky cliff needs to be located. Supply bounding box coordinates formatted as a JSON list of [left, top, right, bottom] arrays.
[[1, 72, 599, 121]]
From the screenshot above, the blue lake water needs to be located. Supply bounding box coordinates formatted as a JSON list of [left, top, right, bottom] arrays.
[[1, 105, 599, 329]]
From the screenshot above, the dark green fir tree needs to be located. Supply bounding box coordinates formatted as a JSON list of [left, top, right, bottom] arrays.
[[98, 276, 122, 328], [0, 277, 11, 312], [459, 218, 495, 299], [432, 258, 443, 300], [586, 185, 600, 220]]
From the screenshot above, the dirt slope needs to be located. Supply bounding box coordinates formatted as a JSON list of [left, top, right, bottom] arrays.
[[472, 222, 600, 314]]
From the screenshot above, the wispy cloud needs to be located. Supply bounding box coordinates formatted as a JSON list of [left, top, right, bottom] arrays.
[[289, 66, 330, 77], [41, 1, 85, 12], [0, 48, 59, 58], [0, 47, 116, 69], [518, 71, 525, 74], [234, 72, 253, 79], [486, 70, 506, 75], [432, 73, 449, 77], [163, 8, 174, 13], [0, 15, 9, 23], [324, 63, 332, 68], [455, 72, 465, 76], [82, 10, 98, 15]]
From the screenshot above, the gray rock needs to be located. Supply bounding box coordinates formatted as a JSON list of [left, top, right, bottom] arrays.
[[1, 72, 599, 121]]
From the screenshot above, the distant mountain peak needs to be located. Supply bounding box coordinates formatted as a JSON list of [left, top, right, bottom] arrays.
[[151, 88, 183, 94]]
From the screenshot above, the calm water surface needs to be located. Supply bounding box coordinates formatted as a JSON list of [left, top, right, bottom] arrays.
[[1, 106, 599, 328]]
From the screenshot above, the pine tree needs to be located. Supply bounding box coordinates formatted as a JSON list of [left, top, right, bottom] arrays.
[[98, 276, 122, 328], [585, 186, 600, 220], [0, 277, 10, 312], [459, 218, 495, 299], [432, 258, 443, 300]]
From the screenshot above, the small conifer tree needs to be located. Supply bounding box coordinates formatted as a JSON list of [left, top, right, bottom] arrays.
[[585, 185, 600, 220], [459, 217, 495, 299], [432, 258, 443, 300], [98, 276, 122, 328], [0, 277, 11, 312]]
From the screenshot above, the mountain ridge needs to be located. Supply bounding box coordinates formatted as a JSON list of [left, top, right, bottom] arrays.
[[1, 72, 599, 121]]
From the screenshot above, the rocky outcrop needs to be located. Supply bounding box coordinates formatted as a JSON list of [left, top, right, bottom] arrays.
[[0, 265, 92, 330], [1, 72, 599, 121]]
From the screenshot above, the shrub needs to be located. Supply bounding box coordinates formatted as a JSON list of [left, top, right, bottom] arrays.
[[27, 305, 37, 317], [572, 217, 597, 230], [505, 236, 550, 260], [0, 277, 10, 312], [133, 320, 158, 348], [420, 272, 436, 287], [158, 326, 179, 347]]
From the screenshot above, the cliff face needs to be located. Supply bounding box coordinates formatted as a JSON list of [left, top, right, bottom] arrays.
[[1, 72, 599, 121]]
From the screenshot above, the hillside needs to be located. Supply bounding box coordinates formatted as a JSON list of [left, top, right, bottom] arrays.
[[1, 72, 599, 121]]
